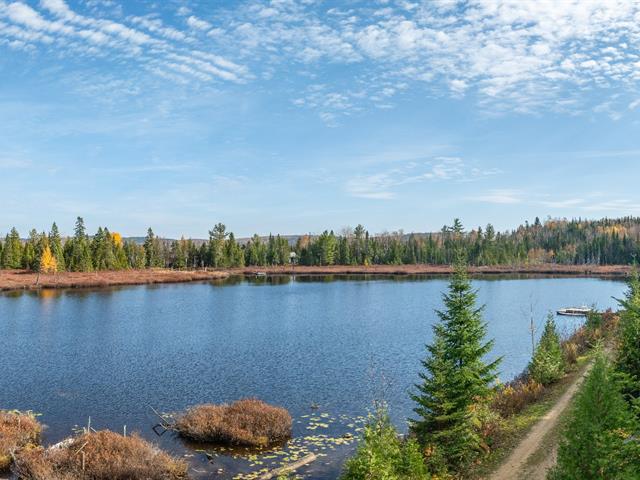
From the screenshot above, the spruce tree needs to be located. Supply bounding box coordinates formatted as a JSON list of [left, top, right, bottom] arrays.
[[616, 269, 640, 399], [48, 222, 65, 271], [144, 228, 163, 268], [208, 223, 228, 268], [1, 228, 23, 269], [529, 313, 565, 385], [411, 253, 501, 471], [66, 217, 93, 272], [550, 351, 640, 479]]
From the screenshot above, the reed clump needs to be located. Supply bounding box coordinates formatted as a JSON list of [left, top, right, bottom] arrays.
[[13, 430, 188, 480], [0, 410, 41, 472], [175, 399, 292, 447]]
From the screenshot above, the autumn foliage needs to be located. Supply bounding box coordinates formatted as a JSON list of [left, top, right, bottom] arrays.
[[175, 399, 292, 447], [0, 410, 41, 472], [13, 430, 188, 480], [38, 246, 57, 274]]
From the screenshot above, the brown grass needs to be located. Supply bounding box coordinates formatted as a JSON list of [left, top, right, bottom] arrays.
[[0, 269, 228, 292], [13, 430, 188, 480], [175, 399, 292, 447], [0, 411, 41, 472]]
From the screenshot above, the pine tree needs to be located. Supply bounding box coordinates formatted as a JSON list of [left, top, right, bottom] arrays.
[[124, 241, 146, 269], [144, 228, 163, 268], [410, 252, 501, 471], [550, 351, 640, 479], [48, 222, 65, 271], [1, 228, 23, 269], [22, 228, 40, 272], [65, 217, 93, 272], [529, 313, 565, 385], [616, 268, 640, 398], [208, 223, 228, 268]]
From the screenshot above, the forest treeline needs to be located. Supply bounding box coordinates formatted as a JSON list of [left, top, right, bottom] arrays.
[[1, 216, 640, 272]]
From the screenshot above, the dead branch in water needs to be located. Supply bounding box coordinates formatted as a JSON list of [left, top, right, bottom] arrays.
[[257, 453, 317, 480]]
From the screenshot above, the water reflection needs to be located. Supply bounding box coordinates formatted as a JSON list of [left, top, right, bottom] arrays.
[[0, 276, 627, 479]]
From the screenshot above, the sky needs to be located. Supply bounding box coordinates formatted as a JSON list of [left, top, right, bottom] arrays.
[[1, 0, 640, 238]]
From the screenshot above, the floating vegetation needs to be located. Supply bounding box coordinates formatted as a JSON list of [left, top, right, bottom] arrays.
[[186, 411, 368, 480]]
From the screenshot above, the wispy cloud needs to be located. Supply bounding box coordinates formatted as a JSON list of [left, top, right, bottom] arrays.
[[472, 190, 640, 214], [470, 189, 523, 205], [3, 1, 640, 121], [346, 157, 499, 199]]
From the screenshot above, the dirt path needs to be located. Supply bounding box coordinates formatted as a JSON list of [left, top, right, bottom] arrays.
[[489, 361, 593, 480]]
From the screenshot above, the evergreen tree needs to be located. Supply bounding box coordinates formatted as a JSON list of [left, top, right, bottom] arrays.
[[65, 217, 93, 272], [529, 313, 565, 385], [208, 223, 228, 268], [48, 222, 65, 271], [616, 269, 640, 399], [550, 351, 640, 479], [22, 229, 40, 270], [144, 228, 163, 268], [410, 252, 501, 471], [124, 240, 146, 269], [1, 227, 23, 269]]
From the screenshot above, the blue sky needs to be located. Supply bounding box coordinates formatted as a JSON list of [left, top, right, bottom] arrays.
[[1, 0, 640, 238]]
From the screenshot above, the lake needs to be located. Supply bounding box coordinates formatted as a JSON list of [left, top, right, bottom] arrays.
[[0, 275, 627, 478]]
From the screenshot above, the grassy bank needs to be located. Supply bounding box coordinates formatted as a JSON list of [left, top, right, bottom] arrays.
[[0, 264, 632, 292], [0, 269, 229, 292]]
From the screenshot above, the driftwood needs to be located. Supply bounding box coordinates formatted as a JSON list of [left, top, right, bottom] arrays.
[[257, 453, 317, 480]]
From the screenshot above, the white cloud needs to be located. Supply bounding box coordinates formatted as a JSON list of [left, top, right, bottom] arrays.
[[186, 15, 211, 31], [471, 189, 523, 204], [346, 157, 499, 199], [3, 0, 640, 118]]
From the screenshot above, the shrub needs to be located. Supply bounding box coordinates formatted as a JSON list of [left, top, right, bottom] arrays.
[[0, 410, 41, 472], [561, 341, 578, 366], [529, 314, 565, 385], [175, 399, 292, 447], [549, 351, 640, 480], [13, 430, 188, 480], [470, 400, 505, 453], [341, 407, 430, 480], [491, 379, 545, 417]]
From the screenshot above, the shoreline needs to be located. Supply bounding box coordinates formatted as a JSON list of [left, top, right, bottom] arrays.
[[0, 264, 631, 292], [0, 269, 229, 292], [231, 263, 633, 277]]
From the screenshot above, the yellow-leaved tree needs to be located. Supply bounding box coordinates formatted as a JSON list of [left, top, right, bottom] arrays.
[[112, 232, 123, 247], [39, 245, 57, 274]]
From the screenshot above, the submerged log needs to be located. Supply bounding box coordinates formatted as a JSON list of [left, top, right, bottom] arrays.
[[257, 453, 317, 480]]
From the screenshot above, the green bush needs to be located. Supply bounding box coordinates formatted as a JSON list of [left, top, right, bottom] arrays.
[[341, 407, 430, 480], [549, 350, 640, 480], [529, 314, 565, 385], [616, 270, 640, 400]]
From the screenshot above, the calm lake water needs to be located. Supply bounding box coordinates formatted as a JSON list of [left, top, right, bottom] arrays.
[[0, 275, 627, 478]]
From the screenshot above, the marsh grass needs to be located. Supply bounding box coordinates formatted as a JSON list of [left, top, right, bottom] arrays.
[[13, 430, 188, 480], [0, 410, 41, 472], [175, 399, 292, 447]]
